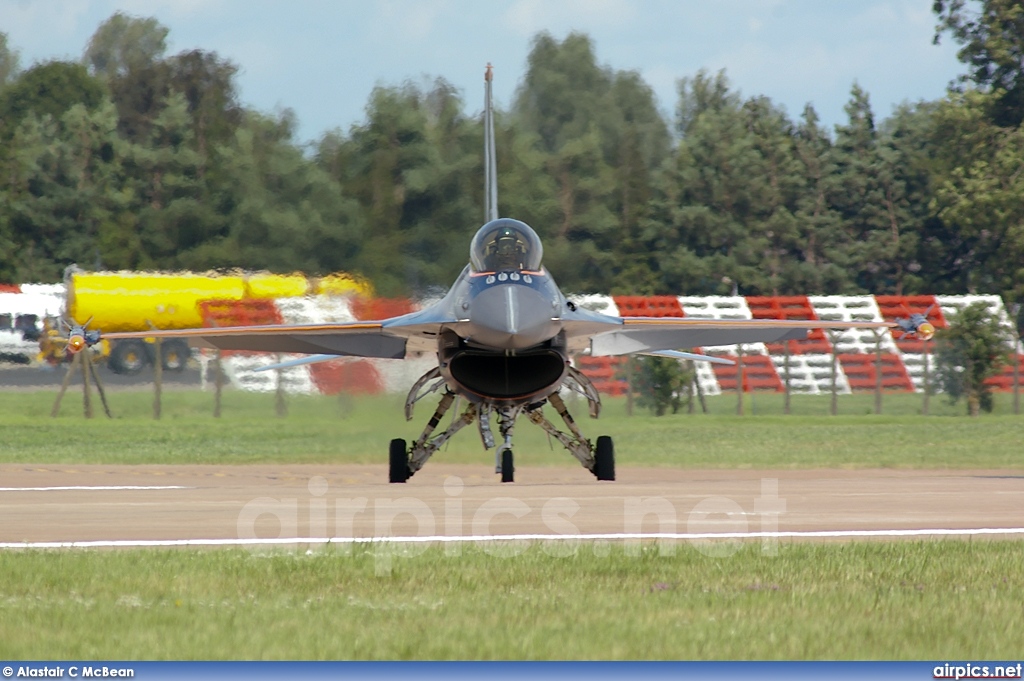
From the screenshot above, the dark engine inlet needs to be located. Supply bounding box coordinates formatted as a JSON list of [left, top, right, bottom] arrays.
[[447, 349, 566, 401]]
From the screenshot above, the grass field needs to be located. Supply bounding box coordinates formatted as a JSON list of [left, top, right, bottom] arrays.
[[3, 387, 1022, 661], [0, 541, 1020, 659], [0, 388, 1021, 469]]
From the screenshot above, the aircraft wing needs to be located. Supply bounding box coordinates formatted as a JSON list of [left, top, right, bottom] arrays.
[[102, 322, 408, 358], [98, 299, 469, 359], [100, 300, 465, 359], [566, 316, 893, 356]]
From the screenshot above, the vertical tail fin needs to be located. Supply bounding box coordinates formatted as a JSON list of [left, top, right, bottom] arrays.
[[484, 63, 498, 223]]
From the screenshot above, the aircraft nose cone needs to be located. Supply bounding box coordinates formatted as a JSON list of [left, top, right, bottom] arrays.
[[468, 283, 558, 349]]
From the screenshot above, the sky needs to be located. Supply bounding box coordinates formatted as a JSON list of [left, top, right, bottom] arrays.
[[1, 0, 966, 146]]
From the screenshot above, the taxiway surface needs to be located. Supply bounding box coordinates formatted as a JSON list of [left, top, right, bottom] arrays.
[[2, 464, 1022, 544]]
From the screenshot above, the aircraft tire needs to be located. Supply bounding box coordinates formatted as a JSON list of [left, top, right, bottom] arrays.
[[593, 436, 615, 481], [389, 439, 410, 483], [500, 449, 514, 483]]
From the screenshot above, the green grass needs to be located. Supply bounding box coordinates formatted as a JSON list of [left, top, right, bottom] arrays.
[[0, 541, 1020, 659], [0, 389, 1021, 468]]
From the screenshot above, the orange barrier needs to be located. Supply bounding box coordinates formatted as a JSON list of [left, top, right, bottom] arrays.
[[309, 359, 383, 395], [198, 299, 284, 327], [712, 354, 783, 392], [747, 295, 831, 355], [575, 355, 628, 396], [838, 353, 915, 391], [351, 297, 415, 321], [983, 354, 1024, 391], [612, 295, 684, 318]]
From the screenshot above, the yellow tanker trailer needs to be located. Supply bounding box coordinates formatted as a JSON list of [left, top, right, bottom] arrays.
[[66, 269, 370, 374]]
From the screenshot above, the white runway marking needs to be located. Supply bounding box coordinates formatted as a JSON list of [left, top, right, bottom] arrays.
[[2, 527, 1024, 549], [0, 486, 191, 492]]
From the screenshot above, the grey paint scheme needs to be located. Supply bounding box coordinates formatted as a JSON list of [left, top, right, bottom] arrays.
[[189, 332, 408, 359], [132, 260, 823, 364]]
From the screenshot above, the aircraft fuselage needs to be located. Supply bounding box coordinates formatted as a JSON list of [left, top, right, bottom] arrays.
[[437, 266, 570, 405]]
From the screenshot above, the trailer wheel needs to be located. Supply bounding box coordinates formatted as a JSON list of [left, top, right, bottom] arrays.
[[161, 339, 191, 372], [108, 339, 148, 375]]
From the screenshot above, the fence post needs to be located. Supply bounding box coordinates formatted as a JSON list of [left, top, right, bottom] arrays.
[[275, 353, 288, 417], [1011, 312, 1020, 415], [922, 338, 931, 416], [152, 335, 163, 420], [625, 357, 634, 417], [828, 330, 840, 416], [736, 345, 744, 416], [783, 342, 791, 415], [213, 350, 223, 418], [873, 330, 883, 415], [686, 360, 695, 415]]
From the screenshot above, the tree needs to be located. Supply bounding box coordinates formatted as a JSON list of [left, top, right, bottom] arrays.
[[118, 91, 208, 270], [84, 13, 173, 144], [626, 356, 693, 416], [167, 50, 242, 160], [876, 102, 940, 295], [0, 32, 21, 87], [318, 79, 480, 295], [929, 89, 1024, 302], [655, 70, 805, 296], [0, 101, 126, 281], [790, 104, 852, 293], [934, 0, 1024, 126], [829, 84, 898, 294], [84, 12, 169, 80], [197, 109, 363, 275], [935, 301, 1012, 415], [0, 61, 106, 139], [511, 32, 669, 293]]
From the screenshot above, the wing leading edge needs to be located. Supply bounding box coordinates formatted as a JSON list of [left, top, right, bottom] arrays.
[[99, 297, 468, 359], [103, 321, 413, 359], [102, 313, 894, 360], [585, 317, 893, 357]]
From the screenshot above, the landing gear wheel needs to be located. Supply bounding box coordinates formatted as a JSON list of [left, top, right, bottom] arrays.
[[389, 438, 410, 483], [500, 448, 514, 483], [593, 436, 615, 481]]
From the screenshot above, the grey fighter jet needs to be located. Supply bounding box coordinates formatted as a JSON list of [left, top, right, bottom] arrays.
[[92, 65, 897, 483]]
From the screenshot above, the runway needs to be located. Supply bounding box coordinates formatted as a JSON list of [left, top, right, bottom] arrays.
[[2, 464, 1023, 547]]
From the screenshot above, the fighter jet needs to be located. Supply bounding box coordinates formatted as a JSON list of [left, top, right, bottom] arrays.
[[77, 65, 910, 483]]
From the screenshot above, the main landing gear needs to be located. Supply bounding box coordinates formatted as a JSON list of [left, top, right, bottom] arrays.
[[388, 366, 615, 483]]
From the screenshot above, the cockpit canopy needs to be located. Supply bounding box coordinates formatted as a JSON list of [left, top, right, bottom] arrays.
[[470, 218, 543, 272]]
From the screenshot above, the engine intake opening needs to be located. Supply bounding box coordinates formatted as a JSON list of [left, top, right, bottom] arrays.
[[448, 350, 565, 400]]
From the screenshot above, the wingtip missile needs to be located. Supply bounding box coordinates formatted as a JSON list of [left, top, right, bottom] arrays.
[[66, 330, 88, 354], [895, 304, 937, 340], [63, 318, 101, 355]]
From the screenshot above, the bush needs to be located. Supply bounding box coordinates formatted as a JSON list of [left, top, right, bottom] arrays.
[[624, 356, 694, 416], [935, 302, 1012, 416]]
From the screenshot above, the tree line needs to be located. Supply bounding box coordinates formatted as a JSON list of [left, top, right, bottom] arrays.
[[0, 4, 1022, 323]]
